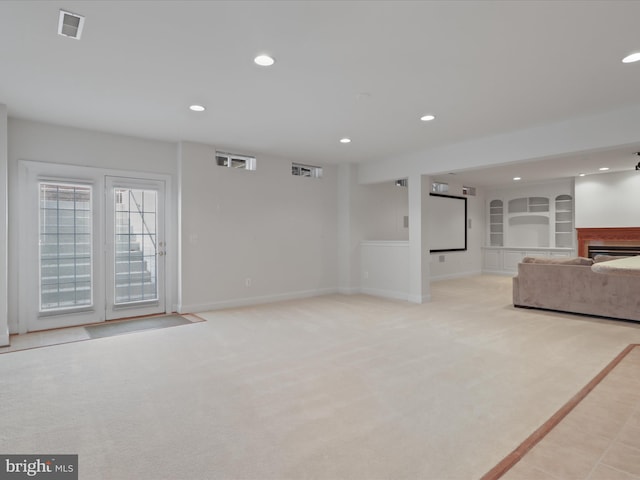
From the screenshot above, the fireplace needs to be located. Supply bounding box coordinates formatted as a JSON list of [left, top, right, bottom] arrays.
[[587, 245, 640, 258], [576, 227, 640, 258]]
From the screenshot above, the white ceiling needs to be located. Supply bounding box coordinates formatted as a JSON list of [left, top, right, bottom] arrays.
[[1, 0, 640, 184], [437, 144, 640, 188]]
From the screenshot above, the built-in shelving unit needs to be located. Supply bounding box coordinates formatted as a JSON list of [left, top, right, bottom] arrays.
[[508, 197, 549, 214], [555, 194, 573, 248], [489, 199, 503, 247], [484, 186, 575, 274], [506, 196, 551, 248]]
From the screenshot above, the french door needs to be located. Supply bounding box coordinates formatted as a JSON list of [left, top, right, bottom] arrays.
[[20, 161, 168, 332], [105, 177, 165, 320]]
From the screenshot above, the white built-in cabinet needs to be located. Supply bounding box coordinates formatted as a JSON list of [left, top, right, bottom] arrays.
[[483, 188, 575, 274], [482, 247, 574, 274]]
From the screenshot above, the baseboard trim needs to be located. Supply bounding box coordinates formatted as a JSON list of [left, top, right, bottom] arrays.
[[430, 270, 482, 281], [338, 287, 360, 295], [360, 287, 409, 302], [407, 293, 431, 304], [0, 326, 9, 347], [482, 269, 518, 276], [179, 288, 339, 313]]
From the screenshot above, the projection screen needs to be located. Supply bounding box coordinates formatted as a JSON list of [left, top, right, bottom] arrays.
[[428, 193, 468, 252]]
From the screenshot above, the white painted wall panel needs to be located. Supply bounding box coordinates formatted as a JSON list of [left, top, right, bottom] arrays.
[[340, 173, 410, 296], [428, 177, 484, 280], [8, 118, 177, 174], [575, 171, 640, 228], [360, 241, 409, 300], [178, 142, 339, 312], [0, 106, 8, 345], [355, 181, 409, 241]]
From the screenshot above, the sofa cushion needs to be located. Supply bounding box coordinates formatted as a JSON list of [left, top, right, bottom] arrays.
[[522, 256, 593, 266]]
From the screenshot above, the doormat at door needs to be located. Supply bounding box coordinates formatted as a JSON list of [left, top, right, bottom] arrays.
[[85, 315, 193, 339]]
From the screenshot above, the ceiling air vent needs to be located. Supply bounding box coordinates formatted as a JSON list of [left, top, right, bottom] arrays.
[[58, 10, 85, 40]]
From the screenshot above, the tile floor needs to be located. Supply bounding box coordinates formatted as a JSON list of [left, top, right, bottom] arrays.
[[502, 346, 640, 480]]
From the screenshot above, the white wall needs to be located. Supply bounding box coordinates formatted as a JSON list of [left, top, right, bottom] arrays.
[[355, 181, 409, 241], [575, 170, 640, 228], [0, 105, 7, 345], [408, 174, 431, 303], [338, 164, 358, 294], [428, 177, 484, 280], [6, 120, 340, 330], [178, 142, 338, 312], [8, 119, 177, 174], [338, 170, 410, 295], [346, 173, 482, 290], [7, 118, 178, 332], [360, 241, 409, 300]]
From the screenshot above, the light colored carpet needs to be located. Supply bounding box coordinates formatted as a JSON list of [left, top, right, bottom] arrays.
[[2, 275, 640, 479]]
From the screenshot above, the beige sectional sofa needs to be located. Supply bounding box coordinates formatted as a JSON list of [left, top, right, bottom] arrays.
[[512, 256, 640, 322]]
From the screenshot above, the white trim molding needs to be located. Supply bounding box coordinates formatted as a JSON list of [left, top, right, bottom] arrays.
[[16, 159, 174, 334], [0, 105, 7, 345], [178, 288, 338, 313]]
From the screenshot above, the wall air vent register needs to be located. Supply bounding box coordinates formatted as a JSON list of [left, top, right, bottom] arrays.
[[58, 10, 85, 40], [292, 163, 323, 178], [215, 152, 256, 171]]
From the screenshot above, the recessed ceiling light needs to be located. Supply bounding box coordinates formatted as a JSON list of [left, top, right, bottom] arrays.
[[339, 138, 352, 144], [599, 167, 610, 171], [622, 52, 640, 63], [189, 105, 205, 112], [420, 114, 436, 122], [579, 173, 586, 177], [513, 177, 521, 181], [254, 55, 275, 66]]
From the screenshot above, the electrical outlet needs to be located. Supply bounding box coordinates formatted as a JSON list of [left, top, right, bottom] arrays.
[[245, 278, 251, 287]]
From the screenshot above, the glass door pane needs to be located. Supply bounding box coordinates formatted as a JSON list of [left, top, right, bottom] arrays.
[[39, 183, 93, 312], [113, 188, 158, 305], [105, 176, 165, 320]]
